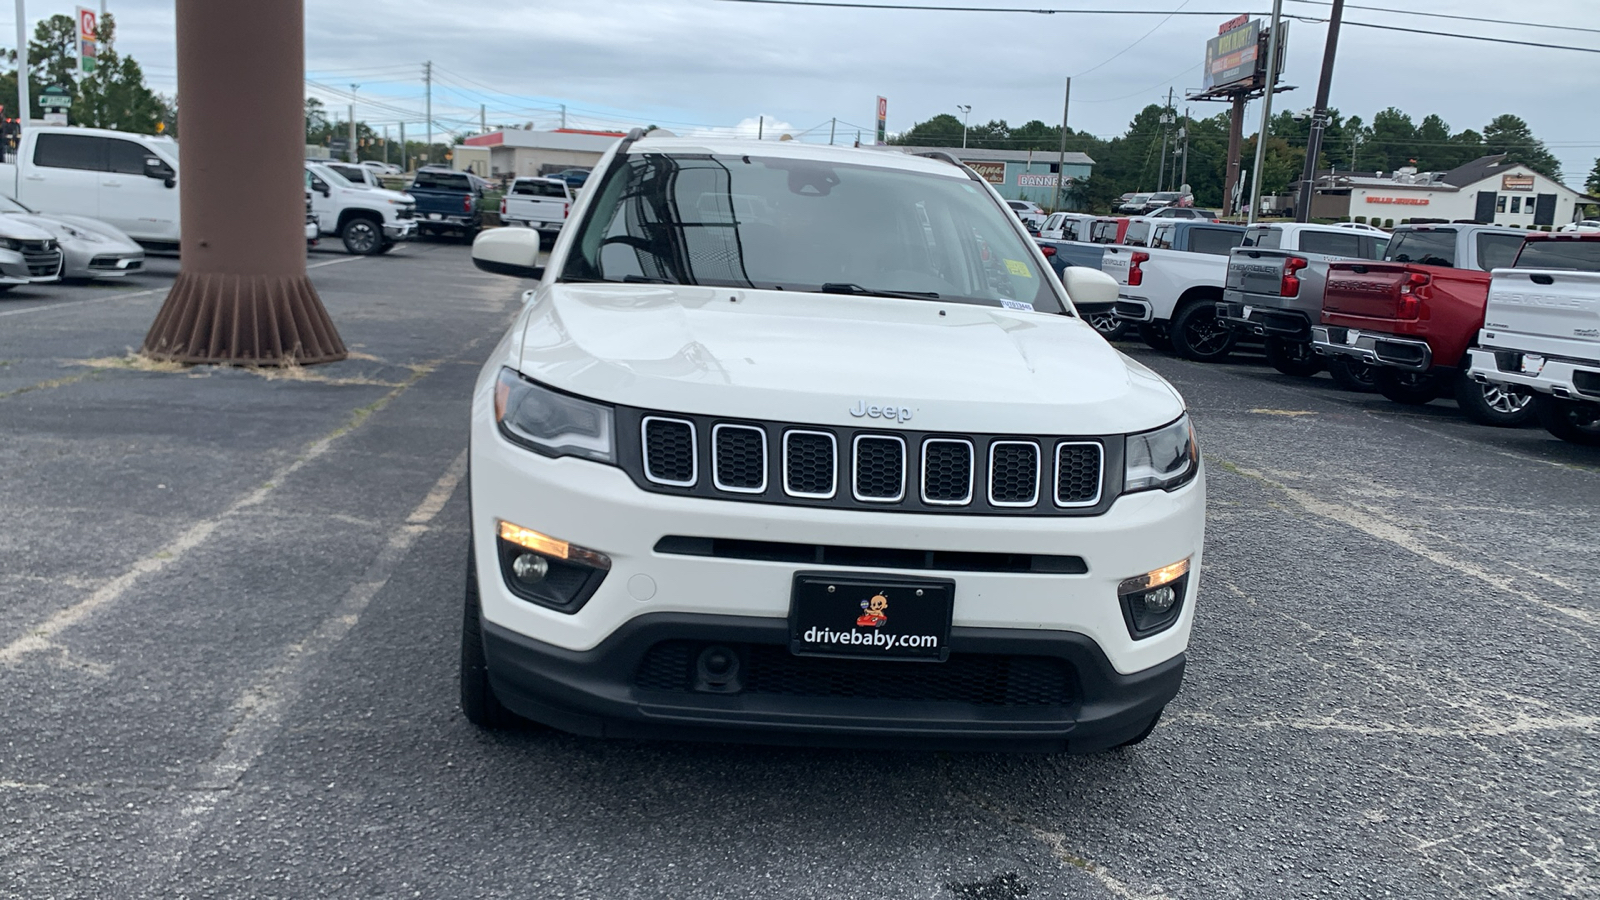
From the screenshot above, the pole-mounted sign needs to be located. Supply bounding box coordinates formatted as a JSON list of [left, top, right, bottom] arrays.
[[76, 7, 98, 73], [874, 96, 887, 145]]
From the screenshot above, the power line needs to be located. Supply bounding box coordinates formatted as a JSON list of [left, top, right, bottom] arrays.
[[1074, 0, 1194, 79], [1286, 0, 1600, 36]]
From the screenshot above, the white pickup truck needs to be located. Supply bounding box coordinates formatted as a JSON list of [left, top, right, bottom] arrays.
[[1466, 233, 1600, 445], [1106, 219, 1248, 361], [304, 162, 417, 255], [0, 125, 181, 248], [499, 177, 571, 237]]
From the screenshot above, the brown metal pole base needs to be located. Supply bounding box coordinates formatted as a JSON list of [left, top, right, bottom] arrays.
[[141, 271, 347, 366]]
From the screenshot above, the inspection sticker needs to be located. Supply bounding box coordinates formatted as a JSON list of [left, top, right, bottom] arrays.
[[1004, 259, 1033, 277]]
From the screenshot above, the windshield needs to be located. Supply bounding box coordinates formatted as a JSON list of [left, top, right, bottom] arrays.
[[309, 164, 354, 189], [563, 153, 1061, 313], [1386, 229, 1457, 267]]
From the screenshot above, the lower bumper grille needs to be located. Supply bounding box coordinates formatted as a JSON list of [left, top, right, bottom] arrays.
[[23, 248, 60, 277], [634, 641, 1076, 708]]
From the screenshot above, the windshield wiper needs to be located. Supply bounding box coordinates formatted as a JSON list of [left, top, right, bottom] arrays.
[[560, 275, 681, 285], [818, 283, 940, 300]]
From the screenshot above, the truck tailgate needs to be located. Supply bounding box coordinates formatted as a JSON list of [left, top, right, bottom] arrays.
[[1484, 269, 1600, 342], [1324, 262, 1418, 320], [1227, 250, 1290, 295], [1099, 246, 1133, 287]]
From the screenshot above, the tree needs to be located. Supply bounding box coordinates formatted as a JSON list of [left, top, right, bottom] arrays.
[[1482, 114, 1561, 180], [29, 14, 78, 97], [74, 17, 166, 133], [1587, 158, 1600, 196], [305, 97, 331, 144], [888, 113, 966, 148], [1365, 107, 1418, 173]]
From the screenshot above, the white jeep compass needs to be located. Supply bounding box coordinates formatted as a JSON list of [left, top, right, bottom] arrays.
[[462, 131, 1205, 753]]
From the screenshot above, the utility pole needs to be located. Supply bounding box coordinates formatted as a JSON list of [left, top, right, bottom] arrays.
[[1180, 107, 1191, 188], [399, 121, 407, 171], [383, 124, 390, 165], [829, 117, 836, 145], [14, 0, 29, 134], [1223, 94, 1244, 217], [560, 104, 566, 129], [1054, 77, 1071, 212], [757, 115, 764, 140], [1157, 87, 1174, 192], [1247, 0, 1285, 225], [1295, 0, 1344, 222], [480, 103, 486, 135], [957, 104, 971, 150], [348, 84, 358, 163], [423, 60, 432, 166]]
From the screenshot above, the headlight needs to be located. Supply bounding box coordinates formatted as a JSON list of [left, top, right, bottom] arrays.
[[1124, 414, 1199, 493], [494, 367, 614, 463], [60, 225, 104, 243], [0, 238, 19, 251]]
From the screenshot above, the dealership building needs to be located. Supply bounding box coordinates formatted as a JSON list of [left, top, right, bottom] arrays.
[[892, 146, 1097, 208], [457, 128, 624, 178], [1304, 154, 1597, 227]]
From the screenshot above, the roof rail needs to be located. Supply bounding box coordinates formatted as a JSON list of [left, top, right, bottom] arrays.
[[913, 150, 988, 186]]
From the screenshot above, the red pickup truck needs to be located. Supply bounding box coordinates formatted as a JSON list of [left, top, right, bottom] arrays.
[[1310, 224, 1535, 426]]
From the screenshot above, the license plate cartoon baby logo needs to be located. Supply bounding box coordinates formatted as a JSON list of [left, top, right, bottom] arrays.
[[856, 591, 889, 628]]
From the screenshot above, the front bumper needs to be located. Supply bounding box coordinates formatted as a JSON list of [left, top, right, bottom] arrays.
[[1467, 347, 1600, 403], [1217, 298, 1312, 340], [0, 250, 60, 284], [470, 378, 1205, 746], [383, 220, 417, 241], [483, 612, 1184, 753], [418, 214, 474, 229], [1113, 298, 1154, 323], [1311, 325, 1433, 371]]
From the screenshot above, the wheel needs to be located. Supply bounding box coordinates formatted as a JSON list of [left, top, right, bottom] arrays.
[[1169, 300, 1237, 362], [1534, 395, 1600, 445], [1138, 323, 1173, 352], [1114, 708, 1163, 749], [340, 216, 383, 255], [460, 545, 520, 729], [1375, 368, 1443, 405], [1086, 310, 1129, 340], [1264, 337, 1323, 377], [1327, 357, 1378, 393], [1453, 370, 1535, 427]]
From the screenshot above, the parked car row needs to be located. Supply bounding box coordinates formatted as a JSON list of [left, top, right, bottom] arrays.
[[1040, 213, 1600, 445]]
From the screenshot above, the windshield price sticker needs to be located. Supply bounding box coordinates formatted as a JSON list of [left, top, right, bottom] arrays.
[[1004, 259, 1033, 277]]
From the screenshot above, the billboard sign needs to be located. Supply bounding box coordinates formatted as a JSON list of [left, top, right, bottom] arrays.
[[875, 96, 887, 145], [1202, 17, 1258, 92], [963, 160, 1005, 184], [1501, 174, 1535, 192], [1018, 173, 1074, 188], [76, 7, 98, 73]]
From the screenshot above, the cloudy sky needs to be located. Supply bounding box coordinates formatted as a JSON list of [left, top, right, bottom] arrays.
[[21, 0, 1600, 187]]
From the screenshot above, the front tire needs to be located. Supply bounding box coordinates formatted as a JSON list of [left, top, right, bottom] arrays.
[[1327, 357, 1378, 393], [1375, 368, 1443, 405], [461, 546, 519, 729], [1534, 395, 1600, 445], [340, 216, 383, 255], [1264, 337, 1323, 377], [1453, 370, 1535, 427], [1169, 300, 1236, 362]]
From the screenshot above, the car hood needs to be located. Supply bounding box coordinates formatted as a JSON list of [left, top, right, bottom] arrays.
[[514, 284, 1184, 435], [0, 216, 57, 242], [2, 213, 141, 250]]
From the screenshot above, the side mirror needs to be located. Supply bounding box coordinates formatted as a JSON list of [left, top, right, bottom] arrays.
[[472, 227, 545, 280], [1060, 267, 1119, 311], [144, 157, 176, 186], [311, 179, 330, 197]]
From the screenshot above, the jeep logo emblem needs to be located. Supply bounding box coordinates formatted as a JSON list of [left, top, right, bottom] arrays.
[[849, 400, 913, 423]]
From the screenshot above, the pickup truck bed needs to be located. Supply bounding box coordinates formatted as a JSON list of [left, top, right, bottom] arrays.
[[409, 168, 487, 238]]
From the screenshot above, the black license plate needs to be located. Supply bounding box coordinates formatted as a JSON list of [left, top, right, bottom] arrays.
[[788, 572, 954, 661]]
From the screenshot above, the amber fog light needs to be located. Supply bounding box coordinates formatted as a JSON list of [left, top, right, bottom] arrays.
[[495, 520, 611, 614], [1118, 558, 1190, 639]]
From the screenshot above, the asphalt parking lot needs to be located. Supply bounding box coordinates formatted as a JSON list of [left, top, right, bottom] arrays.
[[2, 242, 1596, 899]]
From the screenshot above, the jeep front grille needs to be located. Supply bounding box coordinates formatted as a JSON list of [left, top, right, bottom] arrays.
[[619, 408, 1116, 517]]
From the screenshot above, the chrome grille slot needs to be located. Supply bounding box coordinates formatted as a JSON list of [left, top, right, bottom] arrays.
[[783, 430, 836, 499], [642, 417, 696, 486], [988, 441, 1040, 507], [712, 424, 766, 493], [1054, 442, 1103, 507], [921, 438, 973, 505], [852, 435, 905, 503]]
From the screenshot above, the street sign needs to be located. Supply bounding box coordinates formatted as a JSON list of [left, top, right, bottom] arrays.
[[329, 137, 350, 156], [38, 85, 73, 112], [76, 7, 98, 74]]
